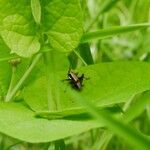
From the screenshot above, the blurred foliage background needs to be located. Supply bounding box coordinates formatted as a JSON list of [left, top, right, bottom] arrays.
[[1, 0, 150, 149], [83, 0, 150, 63]]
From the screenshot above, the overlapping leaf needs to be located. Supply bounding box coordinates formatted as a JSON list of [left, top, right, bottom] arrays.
[[0, 0, 83, 57]]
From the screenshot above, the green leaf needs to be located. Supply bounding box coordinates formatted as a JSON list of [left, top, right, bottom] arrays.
[[0, 0, 83, 56], [81, 23, 150, 43], [0, 102, 101, 143], [1, 30, 40, 57], [42, 0, 83, 52], [0, 1, 40, 57], [23, 62, 150, 112], [31, 0, 41, 24]]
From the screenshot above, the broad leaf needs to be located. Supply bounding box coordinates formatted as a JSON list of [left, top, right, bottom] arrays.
[[1, 30, 40, 57], [0, 1, 40, 57], [0, 0, 83, 57], [42, 0, 83, 53], [0, 102, 101, 143], [23, 62, 150, 112]]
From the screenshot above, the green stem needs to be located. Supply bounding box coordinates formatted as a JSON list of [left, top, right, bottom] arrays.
[[5, 67, 16, 102], [73, 50, 88, 66], [5, 54, 42, 102]]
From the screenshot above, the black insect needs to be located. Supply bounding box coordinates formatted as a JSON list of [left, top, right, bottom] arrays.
[[67, 69, 85, 90]]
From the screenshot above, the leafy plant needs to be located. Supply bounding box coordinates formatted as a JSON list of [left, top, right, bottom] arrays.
[[0, 0, 150, 149]]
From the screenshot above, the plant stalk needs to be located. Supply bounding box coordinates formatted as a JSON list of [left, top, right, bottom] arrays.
[[73, 50, 88, 66], [5, 67, 16, 102], [5, 53, 42, 102]]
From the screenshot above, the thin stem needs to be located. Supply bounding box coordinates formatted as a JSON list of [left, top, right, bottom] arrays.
[[5, 53, 42, 102], [73, 50, 88, 66], [5, 67, 16, 102]]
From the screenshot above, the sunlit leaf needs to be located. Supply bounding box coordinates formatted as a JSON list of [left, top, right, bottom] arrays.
[[23, 62, 150, 111], [0, 102, 101, 143]]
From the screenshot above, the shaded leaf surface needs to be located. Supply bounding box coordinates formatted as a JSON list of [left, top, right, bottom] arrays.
[[77, 43, 94, 65]]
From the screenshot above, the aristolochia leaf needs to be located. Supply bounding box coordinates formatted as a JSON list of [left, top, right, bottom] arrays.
[[42, 0, 83, 52], [1, 30, 40, 57], [0, 1, 40, 57], [0, 0, 83, 56]]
